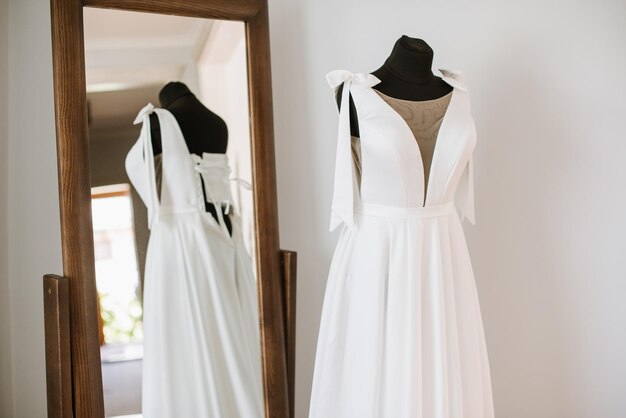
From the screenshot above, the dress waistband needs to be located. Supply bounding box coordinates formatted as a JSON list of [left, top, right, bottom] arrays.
[[158, 205, 199, 215], [354, 201, 455, 219]]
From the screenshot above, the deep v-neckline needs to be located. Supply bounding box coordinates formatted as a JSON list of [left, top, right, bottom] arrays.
[[368, 76, 457, 207]]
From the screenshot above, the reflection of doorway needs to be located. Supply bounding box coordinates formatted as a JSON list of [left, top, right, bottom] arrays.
[[91, 184, 143, 417], [92, 183, 143, 346]]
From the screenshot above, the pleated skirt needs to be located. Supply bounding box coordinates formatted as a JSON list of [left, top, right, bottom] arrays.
[[141, 211, 264, 418], [309, 202, 494, 418]]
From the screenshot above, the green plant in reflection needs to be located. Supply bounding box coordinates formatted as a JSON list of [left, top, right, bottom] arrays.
[[99, 291, 144, 344]]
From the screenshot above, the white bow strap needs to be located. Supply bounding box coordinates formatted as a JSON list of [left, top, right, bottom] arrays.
[[438, 68, 468, 92], [326, 70, 381, 90], [456, 155, 476, 225], [325, 70, 380, 232], [133, 102, 159, 229], [133, 102, 155, 125]]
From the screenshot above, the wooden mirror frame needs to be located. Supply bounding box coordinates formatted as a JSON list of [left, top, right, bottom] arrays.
[[46, 0, 294, 417]]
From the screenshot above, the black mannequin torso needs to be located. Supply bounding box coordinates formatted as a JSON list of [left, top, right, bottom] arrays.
[[149, 81, 233, 235], [336, 35, 453, 137]]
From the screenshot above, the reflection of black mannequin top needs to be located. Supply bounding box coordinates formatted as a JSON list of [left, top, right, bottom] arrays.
[[149, 82, 233, 235], [336, 35, 453, 137]]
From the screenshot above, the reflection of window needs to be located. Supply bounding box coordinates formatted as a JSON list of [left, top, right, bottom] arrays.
[[91, 184, 143, 345], [94, 231, 113, 260]]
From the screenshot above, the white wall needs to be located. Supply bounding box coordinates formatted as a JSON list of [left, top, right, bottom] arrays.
[[4, 0, 62, 417], [2, 0, 626, 417], [267, 0, 626, 417], [0, 0, 14, 416]]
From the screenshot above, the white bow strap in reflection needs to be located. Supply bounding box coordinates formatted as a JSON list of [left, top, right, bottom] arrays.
[[132, 102, 159, 229], [325, 70, 381, 231], [230, 177, 252, 190], [133, 102, 155, 125], [224, 177, 251, 215]]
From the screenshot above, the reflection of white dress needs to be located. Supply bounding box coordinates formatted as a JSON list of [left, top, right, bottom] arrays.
[[125, 103, 263, 418], [309, 70, 494, 418]]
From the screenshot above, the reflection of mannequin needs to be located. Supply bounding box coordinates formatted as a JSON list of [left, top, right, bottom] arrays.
[[127, 86, 264, 417], [149, 82, 233, 235]]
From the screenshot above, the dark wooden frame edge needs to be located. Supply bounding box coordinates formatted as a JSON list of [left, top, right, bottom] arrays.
[[43, 275, 72, 418]]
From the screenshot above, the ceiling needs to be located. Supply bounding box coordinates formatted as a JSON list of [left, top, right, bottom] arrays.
[[83, 8, 212, 93], [83, 8, 213, 132]]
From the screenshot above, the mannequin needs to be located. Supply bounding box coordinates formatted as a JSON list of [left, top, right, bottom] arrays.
[[336, 35, 453, 137], [149, 82, 233, 235], [335, 35, 453, 202]]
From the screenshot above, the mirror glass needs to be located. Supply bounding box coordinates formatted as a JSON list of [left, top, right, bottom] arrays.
[[83, 8, 262, 417]]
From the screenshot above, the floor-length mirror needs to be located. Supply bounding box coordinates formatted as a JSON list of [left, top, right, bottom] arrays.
[[83, 8, 261, 417]]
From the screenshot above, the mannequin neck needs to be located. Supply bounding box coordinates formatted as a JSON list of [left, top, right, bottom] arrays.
[[159, 81, 196, 108], [381, 35, 436, 85]]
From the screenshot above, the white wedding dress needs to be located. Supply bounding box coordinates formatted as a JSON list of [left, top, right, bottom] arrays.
[[309, 69, 494, 418], [125, 103, 263, 418]]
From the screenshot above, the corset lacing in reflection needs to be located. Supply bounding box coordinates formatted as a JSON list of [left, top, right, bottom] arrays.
[[192, 153, 252, 233]]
